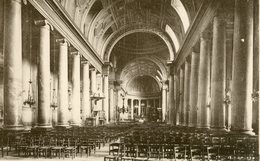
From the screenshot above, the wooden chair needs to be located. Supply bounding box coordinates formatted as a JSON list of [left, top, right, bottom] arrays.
[[121, 143, 135, 161], [38, 137, 51, 158], [16, 137, 28, 156], [104, 142, 122, 161], [79, 138, 92, 157], [0, 135, 10, 157], [25, 137, 40, 157], [50, 138, 64, 159], [63, 138, 77, 159]]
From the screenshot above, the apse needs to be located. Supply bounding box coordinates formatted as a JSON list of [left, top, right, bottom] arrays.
[[126, 76, 160, 97]]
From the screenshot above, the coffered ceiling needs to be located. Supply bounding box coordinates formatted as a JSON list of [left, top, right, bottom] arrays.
[[56, 0, 203, 92]]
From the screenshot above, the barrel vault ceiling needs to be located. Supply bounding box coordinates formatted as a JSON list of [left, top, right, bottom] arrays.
[[39, 0, 203, 92]]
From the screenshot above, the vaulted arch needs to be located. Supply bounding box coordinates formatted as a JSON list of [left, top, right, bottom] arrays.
[[101, 25, 176, 62]]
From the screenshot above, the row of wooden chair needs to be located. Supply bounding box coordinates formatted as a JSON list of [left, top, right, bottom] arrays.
[[104, 124, 259, 161]]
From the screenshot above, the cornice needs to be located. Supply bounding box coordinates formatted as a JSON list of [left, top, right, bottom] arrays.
[[28, 0, 103, 72], [175, 0, 222, 70]]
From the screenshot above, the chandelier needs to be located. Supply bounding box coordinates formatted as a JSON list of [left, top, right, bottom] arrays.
[[50, 33, 58, 109], [23, 18, 35, 108], [23, 80, 36, 107]]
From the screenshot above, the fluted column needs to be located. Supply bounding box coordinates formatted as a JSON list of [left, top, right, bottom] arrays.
[[3, 0, 24, 130], [103, 66, 109, 124], [197, 32, 210, 128], [82, 61, 90, 123], [71, 51, 81, 126], [183, 60, 191, 126], [210, 13, 226, 130], [231, 0, 254, 135], [35, 20, 53, 128], [188, 51, 200, 127], [56, 39, 69, 128], [161, 80, 168, 122]]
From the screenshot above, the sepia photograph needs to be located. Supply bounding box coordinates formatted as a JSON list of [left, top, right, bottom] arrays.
[[0, 0, 259, 160]]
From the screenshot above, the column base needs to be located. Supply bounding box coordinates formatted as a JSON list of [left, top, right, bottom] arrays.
[[55, 124, 70, 129], [36, 123, 52, 128], [70, 123, 81, 127], [32, 126, 53, 132], [3, 125, 24, 131], [197, 126, 210, 130], [210, 127, 228, 134], [188, 123, 196, 127], [230, 129, 255, 136]]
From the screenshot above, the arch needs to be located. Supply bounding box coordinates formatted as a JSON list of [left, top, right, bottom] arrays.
[[101, 25, 176, 62], [80, 0, 97, 31], [125, 75, 161, 95], [170, 0, 190, 32], [119, 56, 168, 90]]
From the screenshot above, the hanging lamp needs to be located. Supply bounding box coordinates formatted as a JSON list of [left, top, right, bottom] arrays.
[[51, 33, 58, 109], [23, 17, 35, 107]]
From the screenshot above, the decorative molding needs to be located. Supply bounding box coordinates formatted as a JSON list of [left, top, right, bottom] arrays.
[[174, 0, 222, 70], [28, 0, 103, 72]]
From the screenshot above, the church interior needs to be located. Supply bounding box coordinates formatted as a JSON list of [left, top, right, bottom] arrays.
[[0, 0, 259, 160]]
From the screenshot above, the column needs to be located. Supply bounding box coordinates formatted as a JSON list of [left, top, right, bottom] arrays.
[[3, 0, 24, 130], [138, 99, 141, 116], [35, 20, 52, 128], [210, 13, 226, 130], [183, 60, 191, 126], [109, 81, 114, 122], [197, 31, 210, 128], [131, 99, 134, 120], [174, 71, 180, 125], [177, 68, 184, 125], [103, 66, 109, 124], [71, 51, 81, 126], [81, 61, 90, 124], [90, 68, 96, 118], [161, 80, 168, 122], [114, 85, 120, 122], [90, 68, 97, 94], [167, 63, 175, 124], [188, 51, 200, 127], [231, 0, 254, 135], [57, 38, 69, 127]]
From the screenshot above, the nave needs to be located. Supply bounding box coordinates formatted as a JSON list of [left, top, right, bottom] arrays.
[[0, 0, 260, 161], [0, 123, 259, 161]]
